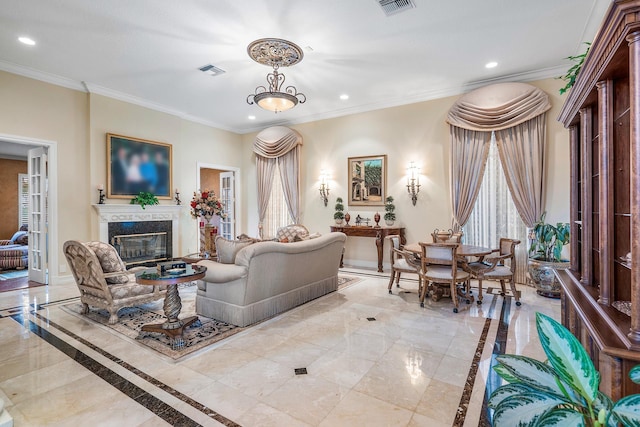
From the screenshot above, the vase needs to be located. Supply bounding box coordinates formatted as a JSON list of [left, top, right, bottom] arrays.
[[374, 212, 381, 228], [344, 212, 351, 226], [528, 258, 569, 298], [385, 220, 394, 226], [335, 218, 343, 225]]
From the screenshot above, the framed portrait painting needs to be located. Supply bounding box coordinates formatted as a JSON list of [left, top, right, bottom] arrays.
[[348, 154, 387, 206], [107, 133, 173, 199]]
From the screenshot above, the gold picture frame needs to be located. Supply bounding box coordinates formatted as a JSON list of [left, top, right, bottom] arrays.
[[107, 133, 173, 199], [348, 154, 387, 206]]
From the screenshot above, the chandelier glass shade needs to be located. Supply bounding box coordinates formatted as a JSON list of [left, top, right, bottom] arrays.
[[246, 38, 307, 113]]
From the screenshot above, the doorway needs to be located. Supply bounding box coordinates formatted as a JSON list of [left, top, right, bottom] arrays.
[[196, 163, 240, 245], [0, 134, 59, 286]]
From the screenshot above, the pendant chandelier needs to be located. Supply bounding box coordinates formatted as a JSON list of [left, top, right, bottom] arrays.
[[246, 38, 307, 113]]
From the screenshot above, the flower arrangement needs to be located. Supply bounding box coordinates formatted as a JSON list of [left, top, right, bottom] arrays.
[[190, 190, 226, 219]]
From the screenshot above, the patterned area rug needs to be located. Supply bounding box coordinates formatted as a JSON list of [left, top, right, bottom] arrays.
[[337, 275, 362, 290], [61, 300, 242, 361], [59, 276, 359, 360]]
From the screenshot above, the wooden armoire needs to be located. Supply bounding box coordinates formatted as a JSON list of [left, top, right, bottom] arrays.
[[557, 0, 640, 399]]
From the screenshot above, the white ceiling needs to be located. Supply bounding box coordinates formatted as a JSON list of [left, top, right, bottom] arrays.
[[0, 0, 610, 135]]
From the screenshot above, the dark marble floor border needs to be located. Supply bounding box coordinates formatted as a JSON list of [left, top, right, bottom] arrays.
[[479, 296, 512, 427], [452, 294, 500, 427], [12, 310, 241, 427]]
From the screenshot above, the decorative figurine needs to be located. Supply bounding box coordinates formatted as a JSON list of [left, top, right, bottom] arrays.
[[374, 212, 381, 228], [175, 189, 181, 205]]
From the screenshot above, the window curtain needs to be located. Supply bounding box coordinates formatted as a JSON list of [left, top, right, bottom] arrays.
[[253, 126, 302, 238], [450, 127, 491, 229], [446, 82, 551, 228], [495, 114, 546, 227]]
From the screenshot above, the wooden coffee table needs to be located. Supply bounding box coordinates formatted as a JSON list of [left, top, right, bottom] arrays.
[[135, 264, 206, 349]]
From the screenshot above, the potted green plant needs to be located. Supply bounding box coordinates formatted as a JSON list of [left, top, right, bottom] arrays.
[[334, 197, 345, 225], [490, 312, 640, 426], [559, 42, 591, 95], [384, 196, 396, 226], [528, 212, 570, 298], [130, 191, 159, 209]]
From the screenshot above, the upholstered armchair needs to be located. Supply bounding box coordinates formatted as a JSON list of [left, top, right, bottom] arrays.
[[386, 235, 421, 294], [63, 240, 166, 324], [463, 238, 521, 306]]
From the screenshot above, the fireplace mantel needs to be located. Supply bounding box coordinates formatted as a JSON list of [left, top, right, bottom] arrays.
[[92, 204, 183, 257]]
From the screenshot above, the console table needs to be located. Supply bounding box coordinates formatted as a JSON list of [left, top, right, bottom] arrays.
[[330, 225, 406, 272]]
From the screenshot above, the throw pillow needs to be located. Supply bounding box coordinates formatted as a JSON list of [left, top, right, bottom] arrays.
[[216, 237, 253, 264], [15, 234, 28, 245], [85, 241, 129, 284], [9, 231, 28, 244]]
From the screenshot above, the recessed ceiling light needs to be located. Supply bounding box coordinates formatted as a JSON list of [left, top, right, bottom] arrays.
[[340, 94, 349, 100], [248, 115, 256, 120], [18, 36, 36, 46], [485, 61, 498, 69]]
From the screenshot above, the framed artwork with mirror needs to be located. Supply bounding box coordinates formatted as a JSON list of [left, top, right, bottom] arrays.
[[347, 154, 387, 206]]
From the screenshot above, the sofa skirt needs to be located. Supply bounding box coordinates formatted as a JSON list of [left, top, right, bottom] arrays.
[[195, 275, 338, 327]]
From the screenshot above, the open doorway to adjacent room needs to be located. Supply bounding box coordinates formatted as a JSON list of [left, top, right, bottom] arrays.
[[0, 135, 58, 291], [196, 163, 240, 250]]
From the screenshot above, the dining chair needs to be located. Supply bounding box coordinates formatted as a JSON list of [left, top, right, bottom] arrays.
[[464, 238, 521, 306], [418, 242, 471, 313], [431, 228, 464, 243], [386, 235, 421, 294]]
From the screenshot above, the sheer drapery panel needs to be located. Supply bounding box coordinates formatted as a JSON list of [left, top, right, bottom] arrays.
[[262, 162, 293, 239]]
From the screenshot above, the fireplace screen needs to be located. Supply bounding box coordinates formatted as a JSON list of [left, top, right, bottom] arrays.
[[112, 232, 168, 266]]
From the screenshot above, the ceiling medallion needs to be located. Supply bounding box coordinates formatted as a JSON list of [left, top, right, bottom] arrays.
[[246, 38, 307, 113]]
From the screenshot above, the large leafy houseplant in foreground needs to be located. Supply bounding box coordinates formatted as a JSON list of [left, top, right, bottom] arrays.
[[489, 312, 640, 426]]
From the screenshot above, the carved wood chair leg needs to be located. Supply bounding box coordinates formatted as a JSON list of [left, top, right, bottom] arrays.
[[451, 281, 459, 313], [477, 279, 484, 304], [396, 272, 401, 287], [509, 278, 521, 306], [419, 278, 428, 306], [499, 280, 506, 296], [80, 303, 89, 314], [108, 310, 119, 325], [388, 271, 396, 291]]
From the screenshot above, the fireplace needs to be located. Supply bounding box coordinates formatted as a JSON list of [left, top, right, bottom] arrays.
[[93, 204, 183, 268], [108, 221, 172, 266]]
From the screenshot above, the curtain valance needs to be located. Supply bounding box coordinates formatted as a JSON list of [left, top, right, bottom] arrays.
[[253, 126, 302, 158], [446, 82, 551, 131]]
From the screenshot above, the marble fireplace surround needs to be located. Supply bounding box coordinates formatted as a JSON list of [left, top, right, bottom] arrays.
[[92, 204, 183, 260]]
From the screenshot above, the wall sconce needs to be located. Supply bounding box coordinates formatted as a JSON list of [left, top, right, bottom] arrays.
[[406, 162, 421, 206], [319, 170, 330, 207]]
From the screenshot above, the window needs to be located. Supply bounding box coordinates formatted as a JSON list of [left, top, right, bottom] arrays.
[[263, 162, 293, 239], [18, 173, 28, 228], [463, 134, 528, 284]]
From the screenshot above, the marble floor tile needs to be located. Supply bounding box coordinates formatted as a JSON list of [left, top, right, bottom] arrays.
[[263, 375, 349, 425], [237, 402, 313, 427], [0, 269, 560, 426], [319, 390, 414, 427]]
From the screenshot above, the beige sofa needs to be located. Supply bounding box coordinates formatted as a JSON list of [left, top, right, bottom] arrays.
[[195, 232, 346, 327]]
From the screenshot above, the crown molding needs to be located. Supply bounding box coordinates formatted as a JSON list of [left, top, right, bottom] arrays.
[[0, 59, 86, 91], [0, 58, 566, 135], [82, 82, 237, 133]]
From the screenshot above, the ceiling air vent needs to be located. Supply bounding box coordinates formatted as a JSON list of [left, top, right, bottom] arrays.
[[377, 0, 416, 16], [199, 64, 226, 76]]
